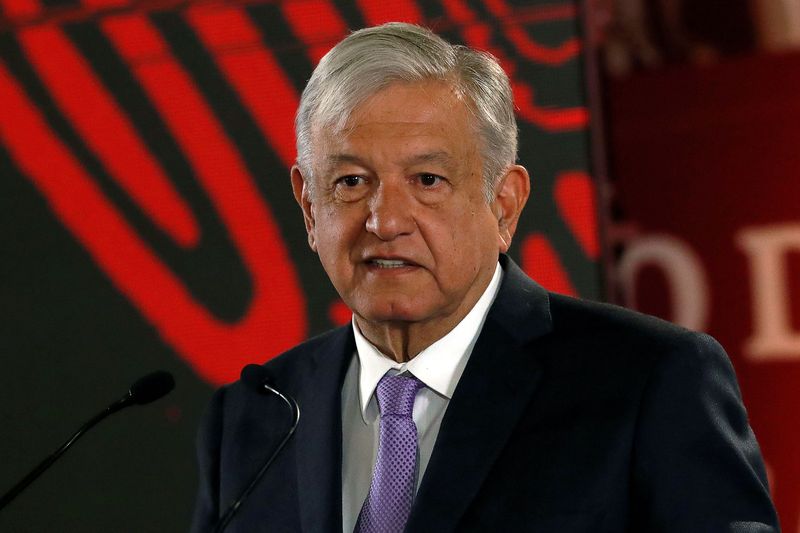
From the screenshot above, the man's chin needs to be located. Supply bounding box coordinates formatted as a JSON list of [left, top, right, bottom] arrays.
[[352, 301, 434, 326]]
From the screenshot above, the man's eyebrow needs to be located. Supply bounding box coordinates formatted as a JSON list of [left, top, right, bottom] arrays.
[[402, 151, 454, 166], [326, 153, 362, 166], [322, 154, 365, 175]]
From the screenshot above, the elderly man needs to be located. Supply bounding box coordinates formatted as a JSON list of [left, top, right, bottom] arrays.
[[192, 23, 778, 532]]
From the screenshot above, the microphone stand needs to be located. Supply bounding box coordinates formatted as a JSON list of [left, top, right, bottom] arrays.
[[0, 371, 174, 511], [0, 396, 130, 510], [213, 382, 300, 533]]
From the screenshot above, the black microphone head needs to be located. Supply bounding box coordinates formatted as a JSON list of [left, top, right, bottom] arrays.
[[241, 364, 271, 392], [129, 371, 175, 405]]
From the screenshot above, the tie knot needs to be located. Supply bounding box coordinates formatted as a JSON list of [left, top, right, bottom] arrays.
[[376, 373, 423, 417]]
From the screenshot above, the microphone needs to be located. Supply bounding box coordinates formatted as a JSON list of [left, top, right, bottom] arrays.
[[0, 371, 175, 511], [213, 364, 300, 533]]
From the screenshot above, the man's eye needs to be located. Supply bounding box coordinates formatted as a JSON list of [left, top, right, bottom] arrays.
[[418, 174, 443, 187], [339, 175, 365, 187], [333, 175, 369, 202]]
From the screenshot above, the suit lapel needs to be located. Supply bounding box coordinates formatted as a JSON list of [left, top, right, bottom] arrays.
[[294, 327, 354, 533], [407, 256, 553, 532]]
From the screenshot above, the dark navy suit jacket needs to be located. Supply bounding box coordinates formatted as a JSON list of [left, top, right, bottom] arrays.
[[191, 256, 778, 532]]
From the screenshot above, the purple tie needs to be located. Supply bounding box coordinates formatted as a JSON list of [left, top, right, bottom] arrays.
[[355, 373, 424, 533]]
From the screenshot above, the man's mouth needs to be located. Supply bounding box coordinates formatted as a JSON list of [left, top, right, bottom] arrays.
[[369, 259, 415, 269]]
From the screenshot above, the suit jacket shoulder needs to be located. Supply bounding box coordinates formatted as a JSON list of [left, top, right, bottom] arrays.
[[410, 257, 778, 532], [261, 325, 354, 394]]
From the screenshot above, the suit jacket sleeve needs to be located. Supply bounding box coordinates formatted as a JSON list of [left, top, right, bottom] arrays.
[[190, 386, 226, 533], [631, 331, 779, 531]]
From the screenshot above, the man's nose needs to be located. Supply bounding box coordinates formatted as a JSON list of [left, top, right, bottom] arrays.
[[365, 181, 416, 241]]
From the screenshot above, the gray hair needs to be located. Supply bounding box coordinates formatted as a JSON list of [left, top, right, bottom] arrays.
[[294, 22, 518, 200]]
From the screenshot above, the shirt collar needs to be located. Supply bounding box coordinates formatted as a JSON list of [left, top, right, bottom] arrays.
[[352, 262, 503, 421]]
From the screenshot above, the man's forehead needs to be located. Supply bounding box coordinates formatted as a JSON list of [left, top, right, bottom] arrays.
[[355, 82, 467, 124], [323, 150, 457, 168], [311, 80, 469, 135]]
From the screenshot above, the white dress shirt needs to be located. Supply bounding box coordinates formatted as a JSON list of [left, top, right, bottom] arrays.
[[341, 263, 503, 532]]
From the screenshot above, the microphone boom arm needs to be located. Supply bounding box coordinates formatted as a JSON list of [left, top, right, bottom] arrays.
[[0, 371, 174, 512], [0, 400, 124, 510], [213, 382, 300, 533]]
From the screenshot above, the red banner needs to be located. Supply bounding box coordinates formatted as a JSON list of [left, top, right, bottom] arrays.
[[608, 51, 800, 531]]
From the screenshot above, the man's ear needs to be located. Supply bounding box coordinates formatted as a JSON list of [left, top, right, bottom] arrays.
[[491, 165, 531, 253], [290, 165, 317, 251]]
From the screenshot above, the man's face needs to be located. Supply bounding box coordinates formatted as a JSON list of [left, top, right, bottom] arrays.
[[292, 81, 522, 331]]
